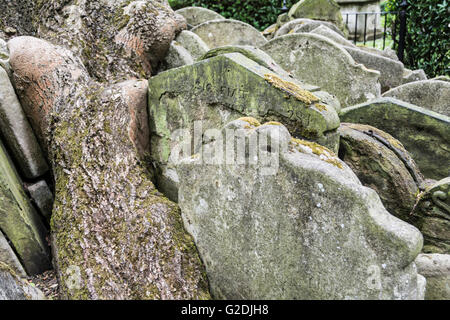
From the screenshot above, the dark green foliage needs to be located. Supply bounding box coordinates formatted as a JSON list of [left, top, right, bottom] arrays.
[[384, 0, 449, 77], [169, 0, 297, 31]]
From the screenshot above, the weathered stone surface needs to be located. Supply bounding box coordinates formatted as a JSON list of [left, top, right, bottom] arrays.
[[415, 253, 450, 300], [310, 25, 354, 47], [339, 98, 450, 180], [0, 230, 26, 277], [0, 138, 51, 275], [261, 33, 381, 108], [275, 18, 345, 38], [192, 20, 268, 49], [402, 69, 427, 85], [289, 0, 346, 32], [382, 80, 450, 117], [343, 45, 404, 91], [339, 123, 423, 222], [433, 75, 450, 82], [157, 41, 194, 73], [177, 119, 424, 299], [357, 46, 399, 61], [0, 262, 46, 300], [175, 30, 209, 60], [412, 177, 450, 254], [175, 6, 224, 27], [0, 39, 10, 75], [25, 180, 53, 222], [0, 66, 49, 179], [148, 53, 341, 201]]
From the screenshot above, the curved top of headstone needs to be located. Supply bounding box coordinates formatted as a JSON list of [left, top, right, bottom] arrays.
[[288, 0, 345, 31], [261, 33, 380, 108], [275, 18, 344, 38], [191, 19, 268, 49], [310, 25, 353, 47], [175, 30, 210, 60], [175, 6, 225, 27], [382, 80, 450, 117]]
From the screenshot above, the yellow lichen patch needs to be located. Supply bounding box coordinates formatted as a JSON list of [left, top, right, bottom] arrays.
[[291, 138, 343, 169], [263, 25, 277, 35], [263, 121, 282, 126], [264, 73, 320, 105], [314, 103, 328, 112], [288, 29, 295, 34], [238, 117, 261, 128]]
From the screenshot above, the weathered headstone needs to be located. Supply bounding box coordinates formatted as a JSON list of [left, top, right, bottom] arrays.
[[382, 80, 450, 117], [415, 253, 450, 300], [336, 0, 381, 41], [0, 138, 51, 275], [339, 98, 450, 181], [343, 45, 404, 91], [0, 230, 26, 277], [275, 18, 345, 38], [191, 20, 268, 49], [261, 33, 381, 108], [0, 39, 10, 75], [0, 262, 46, 300], [289, 0, 346, 33], [310, 25, 354, 47], [175, 6, 224, 28], [25, 180, 53, 222], [177, 119, 424, 299], [0, 67, 49, 179], [339, 123, 423, 222], [174, 30, 209, 60], [402, 69, 427, 85], [157, 41, 194, 73], [148, 53, 340, 201], [412, 177, 450, 254]]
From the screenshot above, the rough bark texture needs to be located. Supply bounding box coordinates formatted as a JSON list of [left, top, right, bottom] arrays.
[[3, 0, 210, 299]]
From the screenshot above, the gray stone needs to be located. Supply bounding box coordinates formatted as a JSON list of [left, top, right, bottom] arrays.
[[0, 230, 26, 277], [433, 75, 450, 82], [175, 6, 225, 27], [25, 180, 53, 222], [174, 30, 209, 60], [148, 53, 340, 201], [0, 67, 49, 179], [339, 98, 450, 181], [382, 80, 450, 117], [357, 46, 400, 61], [415, 254, 450, 300], [261, 33, 381, 108], [0, 138, 51, 275], [310, 25, 354, 47], [0, 262, 45, 300], [192, 20, 268, 49], [177, 119, 424, 299], [402, 69, 427, 85], [0, 39, 10, 75], [343, 45, 405, 91], [157, 41, 194, 73], [275, 18, 345, 38], [289, 0, 346, 33]]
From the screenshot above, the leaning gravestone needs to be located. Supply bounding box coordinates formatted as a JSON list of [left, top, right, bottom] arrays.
[[275, 18, 345, 38], [0, 262, 45, 300], [382, 80, 450, 117], [339, 123, 423, 222], [0, 138, 51, 275], [415, 253, 450, 300], [310, 25, 354, 47], [177, 119, 424, 299], [289, 0, 346, 33], [339, 98, 450, 181], [157, 41, 194, 73], [148, 53, 340, 201], [0, 230, 26, 276], [174, 30, 209, 60], [175, 6, 225, 27], [402, 69, 427, 85], [0, 66, 49, 179], [261, 33, 380, 108], [191, 20, 268, 49]]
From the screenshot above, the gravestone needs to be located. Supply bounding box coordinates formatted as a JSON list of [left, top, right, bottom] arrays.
[[415, 254, 450, 300], [148, 53, 340, 201], [0, 67, 49, 179], [339, 123, 423, 222], [175, 7, 225, 28], [289, 0, 346, 33], [261, 33, 380, 108], [340, 98, 450, 181], [191, 20, 268, 49], [0, 39, 10, 75], [177, 118, 424, 299], [343, 45, 404, 91], [157, 41, 194, 73], [25, 180, 53, 222], [0, 262, 46, 300], [0, 230, 26, 276], [402, 69, 427, 85], [0, 138, 51, 275], [382, 80, 450, 117], [275, 18, 345, 38], [310, 25, 354, 46], [174, 30, 209, 60]]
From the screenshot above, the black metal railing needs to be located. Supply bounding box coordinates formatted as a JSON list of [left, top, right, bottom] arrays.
[[344, 1, 407, 62]]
